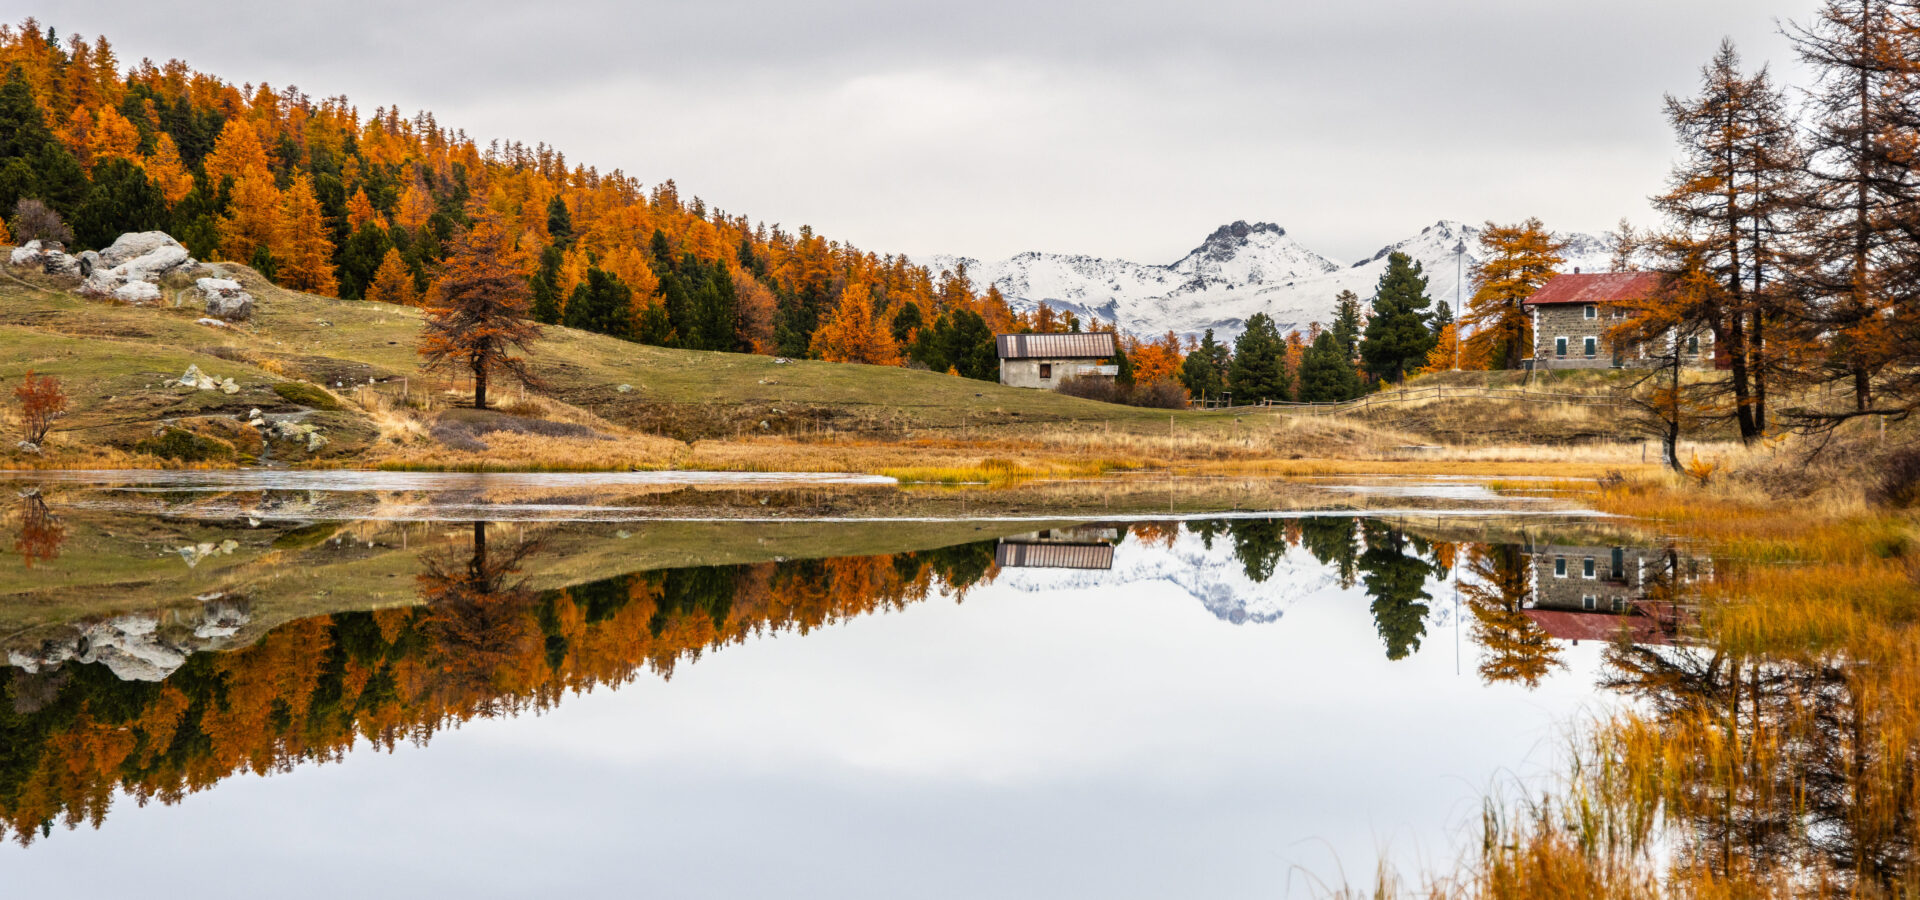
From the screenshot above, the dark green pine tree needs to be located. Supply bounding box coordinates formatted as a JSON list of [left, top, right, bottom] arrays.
[[1179, 328, 1229, 401], [1359, 251, 1436, 384], [546, 195, 573, 249], [908, 313, 951, 370], [1112, 341, 1136, 389], [1228, 313, 1289, 403], [947, 310, 999, 380], [890, 301, 923, 346], [529, 245, 565, 324], [563, 268, 635, 339], [0, 68, 86, 217], [1330, 290, 1364, 361], [337, 222, 393, 300], [1298, 517, 1360, 588], [1358, 522, 1434, 661], [1298, 329, 1362, 402], [1430, 297, 1454, 336], [1228, 519, 1290, 582], [72, 158, 168, 249]]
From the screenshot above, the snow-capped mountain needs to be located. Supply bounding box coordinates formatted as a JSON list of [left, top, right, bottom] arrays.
[[994, 530, 1344, 625], [925, 220, 1616, 341]]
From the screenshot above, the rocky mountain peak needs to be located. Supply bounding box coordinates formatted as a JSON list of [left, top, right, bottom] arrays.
[[1192, 221, 1287, 261]]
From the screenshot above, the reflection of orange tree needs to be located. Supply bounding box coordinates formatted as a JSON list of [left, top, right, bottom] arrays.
[[0, 536, 1002, 845], [13, 492, 65, 568], [1461, 543, 1563, 689]]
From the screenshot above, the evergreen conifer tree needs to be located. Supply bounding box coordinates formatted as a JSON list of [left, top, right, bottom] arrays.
[[1299, 330, 1361, 402], [1359, 251, 1436, 384], [1330, 290, 1364, 361], [1178, 328, 1229, 401], [529, 245, 565, 324], [72, 157, 166, 249], [1228, 313, 1289, 403]]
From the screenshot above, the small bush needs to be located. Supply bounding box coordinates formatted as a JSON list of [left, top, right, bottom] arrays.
[[273, 381, 341, 410], [1870, 447, 1920, 509], [1056, 375, 1188, 409], [9, 199, 72, 246], [134, 427, 233, 463]]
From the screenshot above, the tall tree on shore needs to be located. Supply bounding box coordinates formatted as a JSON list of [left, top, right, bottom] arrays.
[[1229, 313, 1289, 404], [1360, 251, 1436, 384], [811, 282, 900, 365], [1656, 39, 1805, 441], [1462, 219, 1567, 369], [275, 174, 338, 296], [419, 220, 543, 409], [1785, 0, 1920, 419]]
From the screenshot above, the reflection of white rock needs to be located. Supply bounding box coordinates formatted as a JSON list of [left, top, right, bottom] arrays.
[[7, 597, 252, 682]]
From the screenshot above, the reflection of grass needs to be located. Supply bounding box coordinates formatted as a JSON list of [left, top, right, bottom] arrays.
[[1385, 469, 1920, 899], [880, 457, 1139, 485]]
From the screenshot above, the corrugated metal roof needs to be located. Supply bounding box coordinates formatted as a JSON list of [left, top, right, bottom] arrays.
[[995, 332, 1118, 360], [995, 541, 1117, 570], [1524, 272, 1662, 306]]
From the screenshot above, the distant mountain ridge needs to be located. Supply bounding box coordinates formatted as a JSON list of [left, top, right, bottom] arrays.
[[924, 220, 1616, 340]]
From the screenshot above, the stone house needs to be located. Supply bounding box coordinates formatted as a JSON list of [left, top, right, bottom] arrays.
[[1523, 271, 1714, 371], [995, 332, 1119, 389], [1522, 542, 1707, 645]]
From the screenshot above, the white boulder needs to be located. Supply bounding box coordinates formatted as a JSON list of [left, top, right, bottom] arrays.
[[112, 280, 162, 304], [197, 277, 255, 321], [100, 231, 185, 267], [178, 364, 220, 391], [8, 240, 41, 266]]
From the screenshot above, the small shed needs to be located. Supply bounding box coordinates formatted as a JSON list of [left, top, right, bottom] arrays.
[[995, 332, 1119, 389]]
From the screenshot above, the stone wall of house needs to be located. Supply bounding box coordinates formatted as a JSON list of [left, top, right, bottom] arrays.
[[1529, 544, 1710, 612], [1530, 304, 1714, 370]]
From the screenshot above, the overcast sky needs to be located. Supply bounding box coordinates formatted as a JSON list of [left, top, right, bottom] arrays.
[[28, 0, 1814, 262]]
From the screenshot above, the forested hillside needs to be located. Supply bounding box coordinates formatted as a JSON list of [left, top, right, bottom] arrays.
[[0, 18, 1056, 376]]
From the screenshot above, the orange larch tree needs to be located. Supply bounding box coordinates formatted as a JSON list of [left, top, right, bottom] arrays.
[[810, 283, 900, 365], [142, 133, 194, 205], [275, 175, 339, 296], [364, 248, 419, 306], [218, 173, 283, 266], [418, 220, 544, 409]]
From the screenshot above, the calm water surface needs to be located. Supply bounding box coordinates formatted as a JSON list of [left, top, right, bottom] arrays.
[[0, 474, 1694, 898]]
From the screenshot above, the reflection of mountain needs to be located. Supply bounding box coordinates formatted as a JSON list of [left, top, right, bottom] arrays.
[[996, 531, 1340, 625]]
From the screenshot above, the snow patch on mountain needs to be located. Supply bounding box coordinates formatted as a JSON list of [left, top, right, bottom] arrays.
[[926, 220, 1617, 341]]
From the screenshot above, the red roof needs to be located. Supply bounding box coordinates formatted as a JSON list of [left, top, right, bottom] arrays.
[[1523, 272, 1662, 307], [1523, 609, 1675, 645]]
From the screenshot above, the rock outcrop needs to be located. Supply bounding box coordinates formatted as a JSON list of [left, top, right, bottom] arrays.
[[196, 277, 255, 321]]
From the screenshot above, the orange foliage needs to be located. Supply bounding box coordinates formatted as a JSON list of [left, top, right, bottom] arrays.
[[364, 249, 418, 306], [142, 133, 194, 205], [275, 175, 339, 296], [810, 283, 900, 365]]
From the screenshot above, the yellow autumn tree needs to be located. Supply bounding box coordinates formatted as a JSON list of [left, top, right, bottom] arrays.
[[599, 245, 661, 320], [364, 248, 419, 306], [143, 133, 194, 205], [276, 175, 339, 296], [395, 180, 433, 230], [1461, 219, 1566, 369], [85, 105, 141, 170], [810, 283, 900, 365], [346, 187, 382, 231], [202, 118, 273, 189], [218, 173, 283, 265]]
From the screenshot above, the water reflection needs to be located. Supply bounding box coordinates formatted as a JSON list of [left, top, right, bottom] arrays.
[[0, 504, 1704, 859]]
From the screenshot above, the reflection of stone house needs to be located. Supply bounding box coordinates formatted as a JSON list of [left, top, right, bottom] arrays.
[[994, 527, 1119, 570], [1524, 272, 1714, 371], [995, 332, 1119, 389], [1524, 543, 1705, 645]]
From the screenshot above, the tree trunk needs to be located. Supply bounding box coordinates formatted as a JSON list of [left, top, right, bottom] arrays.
[[1751, 309, 1767, 434], [472, 355, 488, 410], [1854, 364, 1871, 412], [1725, 310, 1758, 441]]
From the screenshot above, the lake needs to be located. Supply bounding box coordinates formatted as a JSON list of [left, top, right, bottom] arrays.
[[0, 473, 1694, 898]]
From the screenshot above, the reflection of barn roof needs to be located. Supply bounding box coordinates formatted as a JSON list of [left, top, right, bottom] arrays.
[[995, 332, 1118, 360], [995, 541, 1116, 570], [1524, 609, 1675, 646], [1523, 272, 1662, 307]]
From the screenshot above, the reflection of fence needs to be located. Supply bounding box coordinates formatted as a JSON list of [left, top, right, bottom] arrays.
[[1233, 384, 1629, 415], [994, 541, 1117, 570]]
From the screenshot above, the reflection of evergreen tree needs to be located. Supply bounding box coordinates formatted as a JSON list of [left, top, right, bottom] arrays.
[[1298, 517, 1361, 588], [923, 540, 997, 590], [1228, 519, 1290, 582], [1359, 522, 1434, 661], [1188, 519, 1227, 551]]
